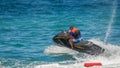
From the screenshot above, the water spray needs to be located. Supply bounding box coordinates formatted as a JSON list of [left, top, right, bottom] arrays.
[[104, 0, 117, 43]]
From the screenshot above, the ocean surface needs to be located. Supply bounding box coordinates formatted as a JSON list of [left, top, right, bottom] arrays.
[[0, 0, 120, 68]]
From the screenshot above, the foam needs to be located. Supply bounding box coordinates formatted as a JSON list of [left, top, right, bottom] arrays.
[[36, 39, 120, 68], [34, 62, 84, 68], [44, 45, 79, 55], [35, 63, 59, 68], [89, 39, 120, 65]]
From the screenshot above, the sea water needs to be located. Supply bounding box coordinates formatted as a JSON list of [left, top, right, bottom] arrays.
[[0, 0, 120, 68]]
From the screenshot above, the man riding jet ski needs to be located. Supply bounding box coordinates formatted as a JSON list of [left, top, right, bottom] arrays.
[[53, 26, 105, 55], [68, 26, 82, 49]]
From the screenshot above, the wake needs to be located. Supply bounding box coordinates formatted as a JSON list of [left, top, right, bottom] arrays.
[[35, 39, 120, 68], [44, 45, 79, 55]]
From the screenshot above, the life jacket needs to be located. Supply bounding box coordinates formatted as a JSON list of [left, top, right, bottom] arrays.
[[71, 28, 78, 33], [71, 28, 81, 38]]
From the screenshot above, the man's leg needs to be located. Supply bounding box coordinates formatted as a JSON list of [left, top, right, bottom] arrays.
[[69, 39, 73, 48]]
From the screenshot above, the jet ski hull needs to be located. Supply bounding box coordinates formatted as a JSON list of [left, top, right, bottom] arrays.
[[53, 31, 105, 55]]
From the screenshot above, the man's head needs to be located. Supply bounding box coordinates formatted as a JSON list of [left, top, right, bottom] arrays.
[[69, 26, 74, 30]]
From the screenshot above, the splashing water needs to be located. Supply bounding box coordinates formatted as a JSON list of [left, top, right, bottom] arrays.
[[104, 0, 117, 43], [44, 45, 79, 55], [36, 39, 120, 68]]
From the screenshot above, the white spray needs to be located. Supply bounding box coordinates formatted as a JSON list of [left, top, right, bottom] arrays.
[[35, 39, 120, 68], [104, 0, 117, 43]]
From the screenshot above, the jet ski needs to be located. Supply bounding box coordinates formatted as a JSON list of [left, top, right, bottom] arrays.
[[53, 31, 105, 55]]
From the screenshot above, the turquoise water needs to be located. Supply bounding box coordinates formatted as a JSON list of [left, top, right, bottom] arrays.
[[0, 0, 120, 68]]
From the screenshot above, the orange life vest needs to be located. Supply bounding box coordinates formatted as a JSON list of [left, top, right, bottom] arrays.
[[71, 27, 78, 33]]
